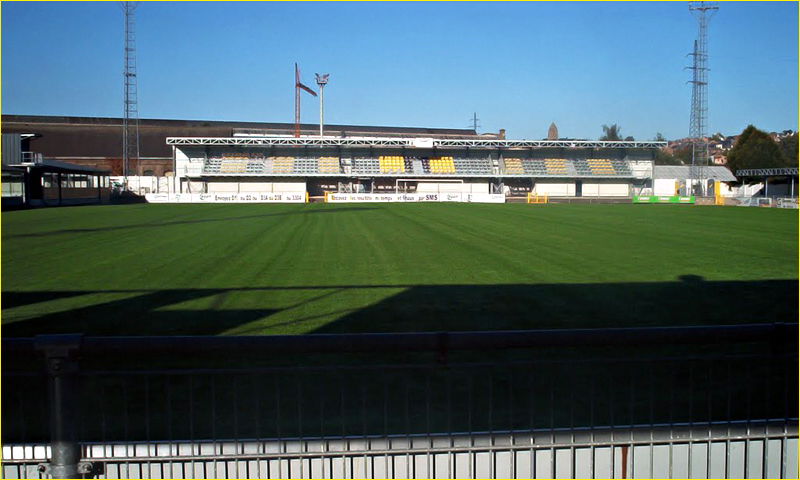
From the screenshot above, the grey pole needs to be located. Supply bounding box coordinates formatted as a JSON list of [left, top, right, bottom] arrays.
[[319, 84, 324, 137], [35, 335, 86, 479], [765, 176, 769, 197], [315, 73, 329, 138]]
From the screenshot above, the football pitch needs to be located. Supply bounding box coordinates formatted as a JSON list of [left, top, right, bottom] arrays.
[[2, 203, 797, 337]]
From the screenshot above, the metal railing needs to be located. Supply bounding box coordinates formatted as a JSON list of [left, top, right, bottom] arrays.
[[2, 323, 797, 479], [20, 152, 43, 164]]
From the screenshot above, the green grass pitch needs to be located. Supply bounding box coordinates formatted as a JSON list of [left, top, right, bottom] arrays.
[[2, 203, 797, 337]]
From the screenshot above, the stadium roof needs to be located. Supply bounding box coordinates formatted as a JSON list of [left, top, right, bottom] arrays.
[[167, 136, 667, 149], [735, 167, 798, 177], [653, 165, 736, 181]]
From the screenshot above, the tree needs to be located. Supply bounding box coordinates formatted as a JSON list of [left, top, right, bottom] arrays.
[[778, 133, 798, 167], [672, 145, 693, 164], [624, 136, 635, 141], [654, 149, 684, 165], [725, 125, 785, 173], [600, 124, 622, 141], [654, 132, 666, 142]]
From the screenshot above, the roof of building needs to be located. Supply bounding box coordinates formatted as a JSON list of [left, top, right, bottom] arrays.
[[5, 159, 110, 175], [1, 115, 480, 159], [653, 165, 737, 181]]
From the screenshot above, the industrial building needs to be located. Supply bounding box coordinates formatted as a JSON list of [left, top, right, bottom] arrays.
[[1, 114, 497, 177]]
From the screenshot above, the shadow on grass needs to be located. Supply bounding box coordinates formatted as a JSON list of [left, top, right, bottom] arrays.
[[3, 289, 277, 336], [2, 290, 89, 309], [3, 276, 797, 336], [3, 276, 797, 443], [313, 276, 798, 333], [5, 206, 378, 238]]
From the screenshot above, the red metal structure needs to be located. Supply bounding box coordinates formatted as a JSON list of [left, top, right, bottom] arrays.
[[294, 63, 317, 138]]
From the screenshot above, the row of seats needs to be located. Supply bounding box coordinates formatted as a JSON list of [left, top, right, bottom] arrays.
[[273, 157, 295, 174], [572, 158, 632, 176], [502, 158, 570, 176], [354, 158, 381, 175], [453, 158, 492, 175], [503, 158, 632, 176], [205, 156, 344, 175], [610, 159, 633, 175], [203, 156, 634, 176], [544, 159, 569, 175], [429, 157, 455, 174], [586, 158, 615, 174], [379, 156, 405, 174], [318, 157, 341, 175], [366, 156, 488, 175], [504, 158, 524, 175]]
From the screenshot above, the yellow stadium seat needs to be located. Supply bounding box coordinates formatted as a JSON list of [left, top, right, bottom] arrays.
[[504, 158, 524, 175]]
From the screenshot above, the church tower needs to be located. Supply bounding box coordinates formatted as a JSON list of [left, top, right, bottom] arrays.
[[547, 122, 559, 140]]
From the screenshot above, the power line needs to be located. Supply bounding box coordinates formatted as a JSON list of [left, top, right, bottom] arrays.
[[468, 112, 480, 133]]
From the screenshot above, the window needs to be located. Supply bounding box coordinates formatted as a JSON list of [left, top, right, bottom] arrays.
[[42, 173, 56, 188], [2, 173, 24, 197]]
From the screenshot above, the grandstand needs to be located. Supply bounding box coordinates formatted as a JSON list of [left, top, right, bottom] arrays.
[[154, 136, 666, 203]]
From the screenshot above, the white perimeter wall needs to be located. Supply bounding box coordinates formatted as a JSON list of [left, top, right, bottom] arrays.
[[533, 182, 575, 196], [654, 179, 677, 196], [113, 176, 177, 194], [654, 179, 770, 198], [206, 182, 307, 193], [206, 182, 238, 192], [417, 182, 488, 194], [581, 183, 630, 197], [532, 181, 633, 197]]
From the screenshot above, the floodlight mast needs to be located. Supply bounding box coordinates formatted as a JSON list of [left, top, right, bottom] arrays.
[[316, 73, 330, 138], [688, 1, 718, 196], [121, 1, 141, 186]]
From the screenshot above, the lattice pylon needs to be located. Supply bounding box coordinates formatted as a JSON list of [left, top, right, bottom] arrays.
[[122, 2, 141, 180], [687, 2, 718, 196]]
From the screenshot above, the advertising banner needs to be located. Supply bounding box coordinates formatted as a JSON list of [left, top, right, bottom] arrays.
[[325, 193, 506, 203], [465, 193, 506, 203], [145, 192, 306, 203], [633, 195, 695, 204]]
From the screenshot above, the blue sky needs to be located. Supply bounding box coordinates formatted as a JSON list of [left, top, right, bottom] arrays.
[[2, 2, 797, 140]]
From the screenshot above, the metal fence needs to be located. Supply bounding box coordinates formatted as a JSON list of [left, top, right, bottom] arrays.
[[2, 324, 797, 479]]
